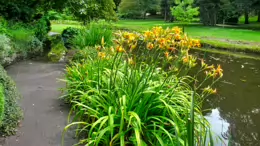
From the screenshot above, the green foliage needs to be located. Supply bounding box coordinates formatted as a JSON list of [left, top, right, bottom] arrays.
[[63, 59, 211, 145], [67, 0, 117, 22], [119, 0, 161, 18], [8, 27, 38, 58], [62, 27, 80, 49], [0, 20, 45, 65], [34, 16, 51, 41], [171, 0, 200, 23], [28, 37, 44, 56], [0, 34, 15, 65], [62, 27, 223, 145], [0, 0, 69, 22], [0, 84, 5, 125], [119, 0, 143, 18], [47, 10, 74, 20], [0, 65, 22, 136], [70, 48, 98, 62], [0, 17, 9, 35], [48, 35, 67, 62], [72, 21, 113, 49]]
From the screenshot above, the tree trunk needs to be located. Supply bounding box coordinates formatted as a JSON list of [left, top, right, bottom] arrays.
[[164, 8, 167, 21], [164, 0, 169, 22], [244, 10, 249, 24], [257, 10, 260, 22]]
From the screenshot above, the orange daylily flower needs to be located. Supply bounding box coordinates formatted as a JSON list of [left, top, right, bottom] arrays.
[[144, 31, 153, 39], [175, 34, 181, 41], [98, 52, 106, 59], [172, 27, 182, 34], [116, 46, 124, 53], [165, 52, 169, 58], [147, 42, 154, 50], [216, 65, 223, 77], [159, 38, 166, 45], [182, 56, 189, 63]]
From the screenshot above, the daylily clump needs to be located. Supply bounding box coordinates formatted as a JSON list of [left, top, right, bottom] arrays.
[[93, 26, 223, 96], [63, 26, 224, 146]]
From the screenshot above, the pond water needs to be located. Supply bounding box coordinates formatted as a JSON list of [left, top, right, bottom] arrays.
[[195, 50, 260, 146]]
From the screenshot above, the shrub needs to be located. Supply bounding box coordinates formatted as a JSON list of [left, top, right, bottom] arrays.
[[9, 27, 34, 57], [0, 84, 4, 125], [0, 34, 16, 65], [0, 17, 9, 35], [72, 21, 113, 49], [0, 65, 22, 136], [28, 36, 43, 55], [62, 27, 223, 145], [62, 27, 80, 49], [48, 35, 67, 62], [34, 16, 51, 41], [47, 10, 74, 20]]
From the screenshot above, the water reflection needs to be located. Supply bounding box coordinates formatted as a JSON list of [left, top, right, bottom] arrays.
[[194, 50, 260, 146], [205, 108, 229, 146]]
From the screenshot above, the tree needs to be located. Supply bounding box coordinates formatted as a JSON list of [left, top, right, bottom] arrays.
[[258, 10, 260, 22], [119, 0, 142, 18], [196, 0, 220, 26], [0, 0, 68, 22], [161, 0, 176, 21], [171, 0, 200, 23], [140, 0, 161, 19], [119, 0, 160, 19], [234, 0, 254, 24], [113, 0, 121, 10], [219, 0, 241, 25], [67, 0, 117, 23], [252, 0, 260, 22]]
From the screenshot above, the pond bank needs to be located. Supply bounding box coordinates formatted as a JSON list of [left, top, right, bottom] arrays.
[[201, 38, 260, 55], [1, 60, 76, 146], [193, 47, 260, 60]]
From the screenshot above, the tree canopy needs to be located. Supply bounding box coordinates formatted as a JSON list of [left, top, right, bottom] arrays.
[[119, 0, 161, 18], [171, 0, 200, 23], [0, 0, 259, 25], [0, 0, 117, 22], [67, 0, 116, 22]]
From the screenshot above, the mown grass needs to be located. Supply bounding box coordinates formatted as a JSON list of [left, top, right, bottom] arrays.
[[239, 15, 258, 24], [114, 20, 260, 42], [51, 24, 81, 33]]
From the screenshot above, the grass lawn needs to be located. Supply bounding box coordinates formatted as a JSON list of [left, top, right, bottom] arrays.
[[114, 20, 260, 41], [51, 23, 81, 33], [51, 19, 260, 53]]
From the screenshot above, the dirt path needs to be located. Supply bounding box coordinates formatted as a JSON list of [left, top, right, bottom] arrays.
[[1, 60, 76, 146]]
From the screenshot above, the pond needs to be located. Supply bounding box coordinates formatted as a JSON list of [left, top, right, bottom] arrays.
[[195, 50, 260, 146]]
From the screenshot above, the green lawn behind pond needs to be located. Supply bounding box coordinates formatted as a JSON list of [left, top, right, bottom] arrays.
[[51, 19, 260, 53]]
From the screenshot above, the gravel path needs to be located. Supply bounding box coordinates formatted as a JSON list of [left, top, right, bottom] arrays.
[[1, 60, 76, 146]]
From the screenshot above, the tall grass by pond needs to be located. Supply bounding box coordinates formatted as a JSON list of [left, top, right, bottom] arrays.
[[62, 26, 224, 145], [72, 21, 113, 49]]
